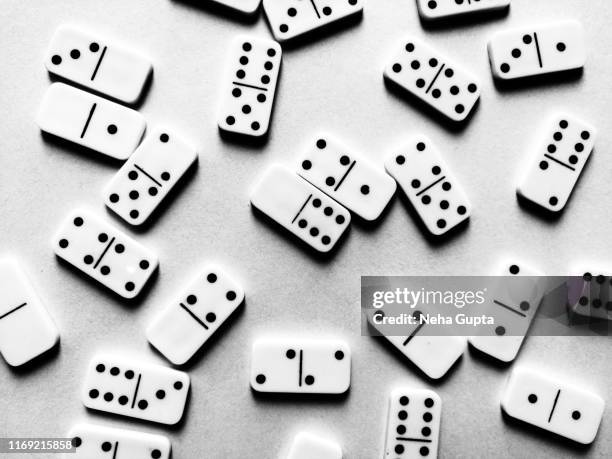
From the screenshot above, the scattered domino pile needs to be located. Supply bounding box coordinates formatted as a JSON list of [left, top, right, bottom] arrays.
[[1, 0, 609, 457]]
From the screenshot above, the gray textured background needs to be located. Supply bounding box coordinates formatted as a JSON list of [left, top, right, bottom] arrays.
[[0, 0, 610, 457]]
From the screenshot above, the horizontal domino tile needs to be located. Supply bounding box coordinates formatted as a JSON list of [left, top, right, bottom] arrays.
[[383, 388, 441, 458], [52, 209, 158, 299], [82, 353, 190, 425], [385, 136, 472, 236], [45, 25, 152, 104], [250, 337, 351, 393], [384, 37, 481, 122], [37, 83, 146, 160], [66, 423, 171, 459], [263, 0, 363, 43], [103, 127, 198, 226], [516, 113, 596, 212], [468, 261, 544, 362], [250, 164, 351, 253], [417, 0, 510, 20], [501, 367, 605, 444], [287, 432, 342, 459], [0, 259, 59, 367], [146, 265, 245, 365], [488, 21, 586, 80], [296, 134, 397, 221]]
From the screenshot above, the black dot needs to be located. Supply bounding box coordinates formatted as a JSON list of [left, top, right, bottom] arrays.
[[98, 233, 108, 243], [251, 122, 260, 131], [312, 199, 321, 208], [422, 195, 431, 205], [90, 42, 99, 52], [361, 185, 370, 195], [310, 227, 319, 237], [206, 312, 216, 322], [423, 412, 433, 422], [242, 104, 251, 114], [104, 392, 113, 402], [560, 120, 568, 128], [336, 215, 345, 224], [324, 206, 333, 216], [468, 83, 477, 93], [207, 273, 217, 283], [125, 370, 134, 379], [70, 49, 80, 59], [581, 131, 590, 140], [405, 43, 415, 52], [130, 210, 139, 219], [84, 255, 93, 265], [267, 48, 276, 57], [549, 197, 558, 206], [102, 441, 112, 452], [429, 58, 438, 67], [288, 7, 297, 16], [160, 133, 169, 143], [138, 400, 148, 409], [161, 172, 170, 181], [174, 381, 183, 390], [236, 70, 245, 79], [400, 396, 409, 405], [411, 179, 421, 189], [152, 450, 161, 459], [579, 296, 588, 306], [302, 160, 312, 170], [129, 190, 139, 200], [397, 425, 406, 435], [428, 0, 437, 9], [569, 155, 578, 165], [450, 86, 459, 95], [501, 63, 510, 73], [226, 290, 237, 301], [523, 34, 533, 44], [51, 55, 62, 65], [528, 394, 538, 403], [59, 239, 69, 248], [156, 390, 166, 399], [107, 124, 117, 135], [140, 260, 149, 270], [395, 445, 405, 454], [226, 116, 235, 125], [572, 410, 581, 420], [280, 24, 289, 33], [96, 364, 105, 372], [286, 349, 297, 359], [322, 236, 331, 245], [256, 374, 266, 384], [420, 446, 429, 456], [264, 61, 273, 71], [455, 104, 465, 114], [411, 60, 420, 70], [575, 143, 584, 152], [396, 155, 406, 165], [440, 200, 449, 210], [520, 301, 530, 311], [257, 93, 266, 103], [335, 350, 344, 360], [125, 282, 135, 292], [322, 6, 332, 15], [557, 42, 566, 52], [553, 132, 563, 141], [425, 398, 434, 407], [119, 395, 128, 405], [239, 56, 249, 65], [298, 219, 307, 228], [539, 161, 549, 170], [398, 410, 407, 420], [72, 437, 81, 448], [432, 89, 441, 98], [509, 265, 519, 274], [232, 88, 241, 97], [109, 193, 119, 203], [261, 75, 270, 84], [417, 142, 426, 151], [593, 299, 602, 308], [512, 48, 521, 58], [305, 375, 315, 385], [445, 68, 454, 78], [129, 171, 138, 180], [74, 217, 84, 226], [89, 389, 99, 398], [326, 177, 336, 187], [495, 326, 506, 336], [242, 42, 252, 52], [149, 187, 158, 196], [422, 427, 431, 436], [110, 366, 119, 376], [187, 294, 197, 305], [416, 78, 425, 88]]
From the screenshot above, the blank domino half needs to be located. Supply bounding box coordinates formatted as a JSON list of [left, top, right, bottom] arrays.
[[263, 0, 363, 43], [66, 423, 170, 459], [82, 353, 190, 425], [296, 134, 396, 221], [469, 261, 544, 362], [53, 209, 158, 299], [146, 265, 245, 365], [37, 83, 146, 160], [517, 113, 596, 213], [0, 259, 59, 367], [250, 165, 351, 253], [287, 432, 342, 459], [250, 337, 351, 393], [383, 388, 441, 458], [488, 21, 586, 80], [501, 367, 604, 444], [45, 25, 152, 104], [416, 0, 510, 21]]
